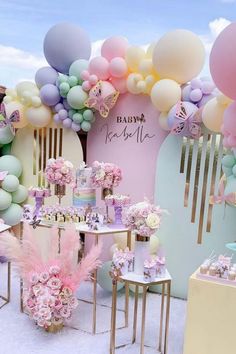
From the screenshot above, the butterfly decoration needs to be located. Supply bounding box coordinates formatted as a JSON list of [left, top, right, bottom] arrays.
[[29, 215, 41, 229], [0, 103, 20, 130], [0, 171, 8, 182], [84, 81, 119, 118], [171, 101, 202, 139], [136, 113, 146, 124]]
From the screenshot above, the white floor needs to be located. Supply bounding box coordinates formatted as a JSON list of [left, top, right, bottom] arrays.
[[0, 264, 186, 354]]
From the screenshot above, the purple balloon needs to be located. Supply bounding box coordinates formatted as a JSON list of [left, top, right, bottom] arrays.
[[58, 109, 68, 120], [35, 66, 58, 88], [168, 101, 199, 137], [40, 84, 60, 106], [190, 78, 202, 90], [198, 93, 215, 107], [63, 98, 71, 110], [190, 88, 203, 102], [181, 85, 191, 101], [54, 103, 64, 113], [201, 81, 215, 95], [53, 113, 61, 123], [43, 22, 91, 74], [63, 118, 72, 128], [71, 122, 81, 131]]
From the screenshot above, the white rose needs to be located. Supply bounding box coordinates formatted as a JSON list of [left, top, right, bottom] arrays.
[[61, 166, 69, 174], [64, 161, 73, 169], [146, 213, 160, 229], [96, 170, 105, 180]]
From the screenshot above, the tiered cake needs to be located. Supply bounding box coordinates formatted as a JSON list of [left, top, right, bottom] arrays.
[[73, 165, 96, 208]]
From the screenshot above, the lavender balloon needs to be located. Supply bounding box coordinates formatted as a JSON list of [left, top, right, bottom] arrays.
[[63, 118, 72, 128], [35, 66, 58, 88], [40, 84, 60, 106], [71, 122, 81, 131]]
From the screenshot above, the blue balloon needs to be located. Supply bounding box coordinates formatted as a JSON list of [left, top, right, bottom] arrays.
[[35, 66, 58, 88], [43, 22, 91, 74]]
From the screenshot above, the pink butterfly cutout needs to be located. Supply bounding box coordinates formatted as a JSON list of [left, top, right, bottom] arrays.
[[0, 103, 20, 130], [171, 101, 202, 139], [0, 171, 8, 182], [84, 81, 119, 118]]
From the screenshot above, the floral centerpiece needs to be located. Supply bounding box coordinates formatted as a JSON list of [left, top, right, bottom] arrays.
[[91, 161, 122, 195], [123, 200, 165, 274], [45, 157, 74, 203], [0, 224, 101, 332]]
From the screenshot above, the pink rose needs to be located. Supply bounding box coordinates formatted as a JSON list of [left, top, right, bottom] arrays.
[[47, 277, 62, 290], [39, 272, 50, 283], [59, 306, 72, 319]]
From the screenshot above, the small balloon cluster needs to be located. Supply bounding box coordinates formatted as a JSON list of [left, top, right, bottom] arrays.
[[0, 155, 28, 226]]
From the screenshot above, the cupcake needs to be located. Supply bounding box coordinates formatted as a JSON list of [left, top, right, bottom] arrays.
[[209, 266, 217, 276], [200, 264, 208, 274]]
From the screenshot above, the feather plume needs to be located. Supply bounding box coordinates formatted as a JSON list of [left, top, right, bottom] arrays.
[[69, 242, 102, 289], [58, 225, 81, 274], [20, 223, 43, 273], [0, 231, 23, 263]]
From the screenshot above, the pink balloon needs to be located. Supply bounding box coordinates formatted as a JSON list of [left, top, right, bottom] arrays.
[[228, 134, 236, 147], [223, 101, 236, 136], [89, 74, 98, 85], [82, 81, 91, 91], [89, 56, 110, 80], [101, 36, 129, 61], [109, 57, 128, 78], [81, 70, 90, 80], [210, 22, 236, 99], [110, 77, 127, 94]]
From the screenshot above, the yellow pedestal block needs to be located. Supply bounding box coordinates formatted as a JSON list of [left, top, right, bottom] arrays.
[[184, 271, 236, 354]]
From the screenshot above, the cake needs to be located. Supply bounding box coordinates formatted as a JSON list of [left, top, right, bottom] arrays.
[[73, 163, 96, 208]]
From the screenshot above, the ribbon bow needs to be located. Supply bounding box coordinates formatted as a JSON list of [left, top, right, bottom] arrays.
[[209, 178, 236, 205], [0, 103, 20, 129]]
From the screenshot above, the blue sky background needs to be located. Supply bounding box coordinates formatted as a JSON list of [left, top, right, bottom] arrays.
[[0, 0, 235, 86]]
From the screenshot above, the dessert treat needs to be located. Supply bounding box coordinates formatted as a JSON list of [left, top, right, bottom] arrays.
[[73, 162, 96, 208], [209, 266, 217, 276], [200, 265, 208, 274], [41, 205, 85, 225], [228, 270, 236, 281]]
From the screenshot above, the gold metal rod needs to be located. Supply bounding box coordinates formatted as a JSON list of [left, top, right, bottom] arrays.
[[191, 139, 202, 223], [92, 235, 99, 335], [110, 280, 118, 354], [180, 137, 187, 173], [158, 282, 165, 352], [164, 281, 171, 354], [132, 285, 139, 343], [125, 281, 129, 327], [7, 262, 11, 301], [59, 128, 63, 156], [140, 286, 147, 354], [127, 230, 131, 250], [184, 139, 194, 207]]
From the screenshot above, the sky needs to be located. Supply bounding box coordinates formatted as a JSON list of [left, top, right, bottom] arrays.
[[0, 0, 235, 86]]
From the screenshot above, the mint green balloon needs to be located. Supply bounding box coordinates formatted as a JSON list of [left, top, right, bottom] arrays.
[[97, 261, 124, 292], [0, 203, 23, 226], [81, 120, 91, 132], [0, 126, 14, 145], [0, 189, 12, 210], [69, 59, 89, 80], [222, 154, 235, 168], [59, 90, 68, 98], [0, 155, 22, 177], [1, 143, 12, 155], [2, 175, 19, 192], [72, 113, 83, 124], [68, 76, 78, 87], [68, 109, 77, 119], [59, 82, 70, 94], [83, 109, 94, 121], [58, 74, 68, 84], [67, 86, 88, 109], [12, 185, 28, 203]]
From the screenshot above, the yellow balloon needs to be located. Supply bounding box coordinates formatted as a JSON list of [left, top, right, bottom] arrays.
[[25, 105, 52, 128], [151, 79, 181, 112], [127, 73, 143, 94], [5, 101, 28, 129], [216, 94, 233, 106], [146, 42, 156, 59], [125, 46, 146, 72], [202, 97, 225, 133], [16, 81, 39, 98], [138, 59, 155, 77], [153, 30, 205, 84], [158, 112, 170, 131]]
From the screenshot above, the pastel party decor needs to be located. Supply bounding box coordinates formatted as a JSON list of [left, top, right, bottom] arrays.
[[151, 79, 181, 112], [0, 155, 22, 177], [152, 29, 205, 84], [202, 97, 226, 133], [43, 22, 91, 74], [25, 105, 52, 128], [35, 66, 58, 88], [101, 36, 129, 61], [210, 22, 236, 100]]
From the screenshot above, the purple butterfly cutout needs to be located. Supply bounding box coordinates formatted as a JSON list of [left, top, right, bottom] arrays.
[[0, 103, 20, 129], [171, 101, 202, 139]]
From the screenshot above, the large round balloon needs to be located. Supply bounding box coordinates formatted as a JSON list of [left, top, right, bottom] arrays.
[[0, 155, 22, 177], [101, 36, 129, 61], [43, 22, 91, 74], [67, 85, 88, 109], [40, 84, 60, 106], [0, 203, 23, 226], [202, 97, 225, 133], [35, 66, 58, 88], [11, 185, 28, 204], [151, 79, 181, 112], [2, 175, 19, 192], [0, 189, 12, 210], [210, 23, 236, 100], [69, 59, 89, 80], [153, 30, 205, 84], [97, 261, 124, 292], [0, 126, 14, 145], [25, 105, 52, 128]]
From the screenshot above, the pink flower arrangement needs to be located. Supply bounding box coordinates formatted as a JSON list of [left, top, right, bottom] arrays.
[[123, 200, 165, 237], [105, 194, 131, 207], [23, 266, 78, 328], [91, 161, 122, 188], [0, 224, 102, 331], [45, 157, 74, 186]]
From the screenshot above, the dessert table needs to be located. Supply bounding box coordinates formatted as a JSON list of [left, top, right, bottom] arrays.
[[0, 224, 11, 309], [110, 270, 172, 354], [183, 269, 236, 354]]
